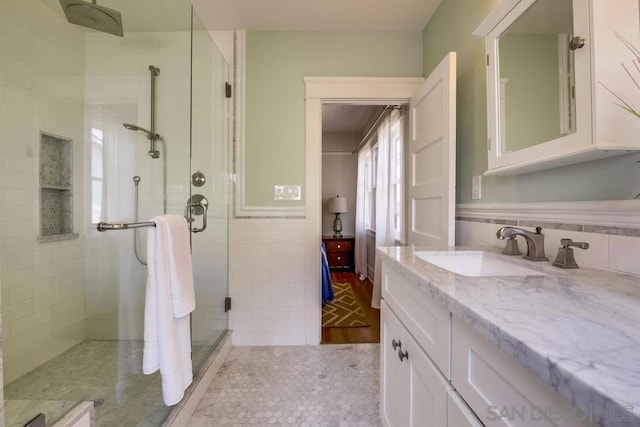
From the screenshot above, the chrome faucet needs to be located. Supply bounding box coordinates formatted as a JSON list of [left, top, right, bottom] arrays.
[[496, 226, 548, 261]]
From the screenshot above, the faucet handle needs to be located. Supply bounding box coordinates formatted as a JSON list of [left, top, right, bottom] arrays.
[[560, 238, 589, 250], [553, 238, 589, 269]]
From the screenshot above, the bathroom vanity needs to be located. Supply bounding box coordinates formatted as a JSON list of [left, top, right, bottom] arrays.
[[378, 246, 640, 427]]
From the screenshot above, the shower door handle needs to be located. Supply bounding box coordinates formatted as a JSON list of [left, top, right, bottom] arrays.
[[185, 194, 208, 233]]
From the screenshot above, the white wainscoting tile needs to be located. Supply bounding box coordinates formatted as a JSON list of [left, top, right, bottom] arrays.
[[608, 235, 640, 276]]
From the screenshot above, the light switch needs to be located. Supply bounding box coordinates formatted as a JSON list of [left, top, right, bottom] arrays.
[[274, 185, 301, 201], [472, 176, 482, 200]]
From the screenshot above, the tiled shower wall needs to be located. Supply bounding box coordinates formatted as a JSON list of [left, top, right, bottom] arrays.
[[0, 2, 86, 383]]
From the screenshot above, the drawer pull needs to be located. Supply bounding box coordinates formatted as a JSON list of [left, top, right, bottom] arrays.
[[337, 256, 341, 260], [337, 244, 341, 248], [392, 339, 401, 350], [398, 349, 409, 362]]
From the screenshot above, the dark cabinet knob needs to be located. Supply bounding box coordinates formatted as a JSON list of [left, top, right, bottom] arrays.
[[392, 339, 401, 350], [398, 349, 409, 362]]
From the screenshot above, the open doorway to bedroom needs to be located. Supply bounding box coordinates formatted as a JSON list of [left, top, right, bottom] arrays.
[[320, 103, 407, 345]]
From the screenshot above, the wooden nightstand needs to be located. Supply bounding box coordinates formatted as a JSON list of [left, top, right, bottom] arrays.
[[323, 236, 355, 271]]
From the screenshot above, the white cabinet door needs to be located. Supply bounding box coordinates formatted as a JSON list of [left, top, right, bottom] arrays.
[[382, 263, 451, 379], [381, 301, 406, 427], [451, 317, 596, 427], [381, 301, 450, 427], [408, 52, 457, 248], [448, 390, 484, 427], [404, 330, 450, 427]]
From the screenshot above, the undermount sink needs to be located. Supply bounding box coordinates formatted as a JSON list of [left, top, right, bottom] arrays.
[[414, 251, 546, 277]]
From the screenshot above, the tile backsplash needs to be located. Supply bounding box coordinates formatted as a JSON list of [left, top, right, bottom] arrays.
[[455, 201, 640, 276]]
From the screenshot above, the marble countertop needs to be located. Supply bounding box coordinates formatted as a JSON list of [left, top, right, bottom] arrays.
[[377, 246, 640, 427]]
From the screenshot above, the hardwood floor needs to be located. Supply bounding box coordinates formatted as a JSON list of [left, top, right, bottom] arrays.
[[321, 271, 381, 345]]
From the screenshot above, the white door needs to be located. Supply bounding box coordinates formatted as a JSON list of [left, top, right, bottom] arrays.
[[408, 52, 456, 248]]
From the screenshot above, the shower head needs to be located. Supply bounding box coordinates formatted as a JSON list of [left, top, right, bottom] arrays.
[[123, 123, 161, 158], [123, 123, 158, 139], [59, 0, 124, 37]]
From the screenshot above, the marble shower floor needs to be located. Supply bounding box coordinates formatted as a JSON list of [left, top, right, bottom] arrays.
[[189, 344, 382, 426], [4, 340, 212, 427]]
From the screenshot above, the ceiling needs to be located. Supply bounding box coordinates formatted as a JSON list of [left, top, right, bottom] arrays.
[[44, 0, 441, 32], [322, 105, 381, 133], [191, 0, 442, 31]]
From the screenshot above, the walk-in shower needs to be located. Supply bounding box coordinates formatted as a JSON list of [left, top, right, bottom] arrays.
[[59, 0, 124, 37], [0, 1, 230, 425]]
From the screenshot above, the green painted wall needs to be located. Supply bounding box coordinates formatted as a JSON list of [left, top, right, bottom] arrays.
[[423, 0, 640, 203], [245, 31, 423, 207]]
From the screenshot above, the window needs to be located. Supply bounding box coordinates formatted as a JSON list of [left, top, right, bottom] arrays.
[[91, 127, 104, 224], [364, 142, 378, 231], [390, 112, 403, 243]]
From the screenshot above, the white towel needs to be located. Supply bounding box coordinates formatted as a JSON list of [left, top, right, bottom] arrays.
[[143, 214, 195, 406]]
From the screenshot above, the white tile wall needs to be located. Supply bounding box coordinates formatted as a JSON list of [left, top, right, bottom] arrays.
[[228, 218, 307, 346], [456, 220, 640, 276], [0, 1, 86, 384]]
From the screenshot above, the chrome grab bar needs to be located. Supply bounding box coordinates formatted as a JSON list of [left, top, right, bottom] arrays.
[[97, 221, 156, 232], [98, 194, 208, 233]]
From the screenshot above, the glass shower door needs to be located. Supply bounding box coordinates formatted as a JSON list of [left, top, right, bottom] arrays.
[[190, 10, 231, 370]]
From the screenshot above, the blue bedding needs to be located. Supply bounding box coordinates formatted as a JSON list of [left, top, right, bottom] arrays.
[[321, 242, 334, 305]]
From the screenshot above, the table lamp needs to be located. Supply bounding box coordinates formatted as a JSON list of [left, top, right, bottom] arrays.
[[327, 196, 348, 237]]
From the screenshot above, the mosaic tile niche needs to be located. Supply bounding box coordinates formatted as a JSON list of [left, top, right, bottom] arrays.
[[39, 132, 77, 242]]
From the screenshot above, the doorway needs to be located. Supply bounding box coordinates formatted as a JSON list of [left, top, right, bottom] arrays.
[[320, 102, 413, 344], [304, 77, 425, 345], [320, 104, 382, 344]]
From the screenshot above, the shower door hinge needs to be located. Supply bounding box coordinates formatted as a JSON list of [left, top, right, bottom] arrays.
[[224, 296, 232, 312], [225, 82, 232, 98]]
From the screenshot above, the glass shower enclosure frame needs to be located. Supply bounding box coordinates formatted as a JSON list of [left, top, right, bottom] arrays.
[[0, 1, 230, 425]]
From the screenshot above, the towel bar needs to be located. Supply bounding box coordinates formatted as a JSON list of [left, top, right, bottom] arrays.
[[97, 221, 155, 231]]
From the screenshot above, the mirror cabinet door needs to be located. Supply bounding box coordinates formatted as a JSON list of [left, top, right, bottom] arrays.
[[479, 0, 640, 175], [482, 0, 593, 174], [498, 0, 575, 155]]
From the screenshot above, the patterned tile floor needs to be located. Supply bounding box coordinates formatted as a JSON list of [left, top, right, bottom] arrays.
[[4, 340, 213, 427], [188, 344, 382, 427]]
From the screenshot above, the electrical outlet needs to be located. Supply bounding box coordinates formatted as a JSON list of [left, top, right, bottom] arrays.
[[472, 175, 482, 200], [274, 185, 301, 201]]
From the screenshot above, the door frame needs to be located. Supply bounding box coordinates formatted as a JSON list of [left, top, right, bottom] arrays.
[[304, 77, 424, 345]]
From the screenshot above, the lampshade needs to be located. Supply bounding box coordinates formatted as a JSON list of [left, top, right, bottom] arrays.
[[327, 196, 348, 214]]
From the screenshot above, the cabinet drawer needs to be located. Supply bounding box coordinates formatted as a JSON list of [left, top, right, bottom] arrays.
[[325, 239, 353, 252], [327, 253, 351, 268], [451, 317, 596, 427], [381, 261, 451, 379]]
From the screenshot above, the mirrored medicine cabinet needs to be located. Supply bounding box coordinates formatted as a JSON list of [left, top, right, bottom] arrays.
[[475, 0, 640, 175]]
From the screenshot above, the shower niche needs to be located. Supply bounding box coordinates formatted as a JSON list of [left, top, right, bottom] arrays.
[[38, 132, 78, 242]]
